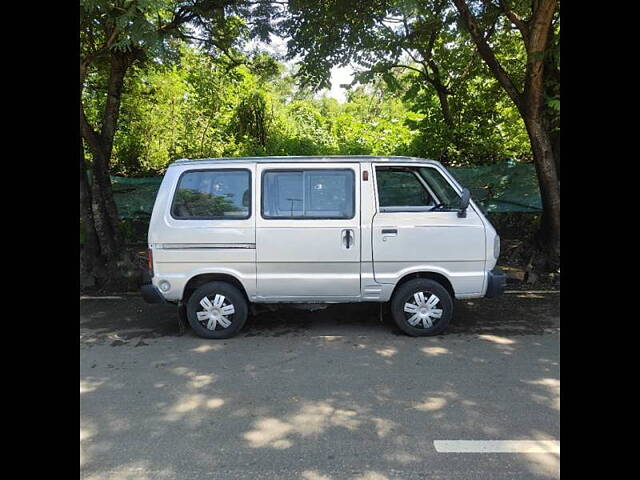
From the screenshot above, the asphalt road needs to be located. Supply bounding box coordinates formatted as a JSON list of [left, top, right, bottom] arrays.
[[80, 293, 560, 479]]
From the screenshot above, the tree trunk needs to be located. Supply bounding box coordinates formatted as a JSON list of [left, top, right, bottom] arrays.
[[434, 85, 454, 128], [522, 116, 560, 266], [451, 0, 560, 271], [426, 59, 454, 129], [80, 137, 103, 282], [423, 70, 457, 161], [80, 51, 133, 262], [90, 149, 121, 260], [550, 129, 560, 180], [434, 85, 459, 164]]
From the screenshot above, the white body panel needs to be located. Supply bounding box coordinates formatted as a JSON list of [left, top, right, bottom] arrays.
[[370, 162, 487, 297], [148, 163, 257, 302], [255, 162, 361, 301], [147, 156, 499, 304]]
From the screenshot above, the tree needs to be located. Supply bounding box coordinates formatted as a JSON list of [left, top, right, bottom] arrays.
[[450, 0, 560, 267], [281, 0, 559, 268], [282, 1, 491, 153], [80, 0, 280, 284]]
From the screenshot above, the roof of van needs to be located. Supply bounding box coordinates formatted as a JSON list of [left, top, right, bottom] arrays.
[[170, 155, 441, 166]]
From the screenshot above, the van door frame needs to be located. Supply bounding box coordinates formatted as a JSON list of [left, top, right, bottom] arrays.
[[254, 161, 362, 301], [370, 161, 487, 297]]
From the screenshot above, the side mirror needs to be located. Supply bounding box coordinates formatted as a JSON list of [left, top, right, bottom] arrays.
[[457, 188, 470, 218]]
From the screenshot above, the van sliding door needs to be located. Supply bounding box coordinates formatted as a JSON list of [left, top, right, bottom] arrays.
[[255, 163, 361, 300]]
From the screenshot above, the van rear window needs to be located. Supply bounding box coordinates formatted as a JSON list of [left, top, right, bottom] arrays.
[[262, 169, 355, 219], [171, 169, 251, 219]]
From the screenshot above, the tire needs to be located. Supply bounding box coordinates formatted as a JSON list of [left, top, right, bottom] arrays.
[[390, 278, 453, 337], [186, 281, 248, 339]]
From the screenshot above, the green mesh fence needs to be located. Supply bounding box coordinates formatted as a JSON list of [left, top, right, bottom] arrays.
[[111, 176, 163, 219], [448, 159, 541, 213], [111, 159, 541, 219]]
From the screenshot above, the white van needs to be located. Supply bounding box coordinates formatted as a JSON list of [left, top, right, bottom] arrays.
[[141, 156, 505, 338]]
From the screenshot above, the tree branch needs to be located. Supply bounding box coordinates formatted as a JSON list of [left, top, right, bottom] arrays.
[[80, 102, 102, 155], [451, 0, 523, 109], [499, 0, 530, 43], [392, 63, 432, 80]]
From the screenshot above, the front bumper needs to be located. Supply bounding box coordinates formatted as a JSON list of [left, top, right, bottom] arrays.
[[141, 284, 166, 304], [485, 268, 506, 298]]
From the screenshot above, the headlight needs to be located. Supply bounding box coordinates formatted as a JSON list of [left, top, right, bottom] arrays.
[[493, 235, 500, 259]]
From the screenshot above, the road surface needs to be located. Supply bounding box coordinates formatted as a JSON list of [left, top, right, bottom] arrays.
[[81, 293, 560, 479]]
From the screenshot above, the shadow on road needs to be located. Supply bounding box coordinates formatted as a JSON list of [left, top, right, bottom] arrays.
[[80, 293, 559, 344], [81, 293, 560, 479]]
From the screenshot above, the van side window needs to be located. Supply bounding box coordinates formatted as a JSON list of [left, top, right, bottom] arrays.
[[262, 169, 355, 219], [376, 168, 434, 208], [171, 169, 251, 219], [418, 168, 461, 209]]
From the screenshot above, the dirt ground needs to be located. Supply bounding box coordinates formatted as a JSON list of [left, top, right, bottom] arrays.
[[80, 292, 559, 346]]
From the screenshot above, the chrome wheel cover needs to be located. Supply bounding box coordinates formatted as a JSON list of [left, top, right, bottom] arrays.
[[403, 291, 443, 329], [196, 294, 235, 330]]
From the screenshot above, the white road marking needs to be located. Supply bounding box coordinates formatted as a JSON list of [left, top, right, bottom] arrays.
[[434, 440, 560, 453]]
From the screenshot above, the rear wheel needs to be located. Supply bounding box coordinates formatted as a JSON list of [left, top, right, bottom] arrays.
[[186, 281, 248, 339], [390, 278, 452, 336]]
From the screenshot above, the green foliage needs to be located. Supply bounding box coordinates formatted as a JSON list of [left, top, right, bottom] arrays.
[[277, 0, 534, 165], [234, 91, 272, 148], [404, 73, 531, 164], [82, 39, 533, 176]]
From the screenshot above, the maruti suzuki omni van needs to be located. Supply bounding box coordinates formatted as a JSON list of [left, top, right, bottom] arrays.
[[141, 156, 505, 338]]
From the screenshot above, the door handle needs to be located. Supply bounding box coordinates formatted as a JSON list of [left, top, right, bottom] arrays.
[[381, 228, 397, 241], [342, 229, 354, 249]]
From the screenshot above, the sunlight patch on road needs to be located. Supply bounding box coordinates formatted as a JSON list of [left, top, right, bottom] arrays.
[[523, 378, 560, 411], [478, 334, 516, 345], [371, 417, 396, 437], [302, 471, 333, 480], [523, 451, 560, 478], [80, 378, 105, 394], [382, 451, 420, 464], [421, 346, 450, 356], [414, 396, 447, 411], [243, 400, 364, 449], [80, 420, 96, 468], [353, 472, 390, 480], [375, 347, 397, 358], [163, 394, 225, 421], [191, 344, 223, 353], [244, 418, 294, 449], [189, 375, 214, 388]]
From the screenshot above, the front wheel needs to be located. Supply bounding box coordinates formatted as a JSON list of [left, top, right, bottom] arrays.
[[390, 278, 453, 336], [186, 282, 248, 339]]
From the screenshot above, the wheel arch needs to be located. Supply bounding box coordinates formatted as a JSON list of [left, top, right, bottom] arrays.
[[182, 273, 249, 304], [391, 271, 455, 300]]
